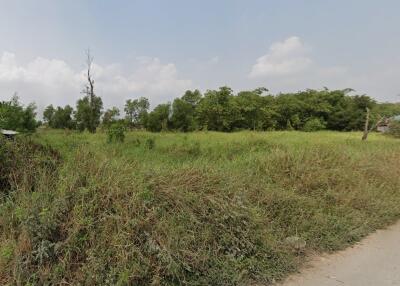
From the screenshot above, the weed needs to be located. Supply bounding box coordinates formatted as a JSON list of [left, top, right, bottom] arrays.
[[1, 131, 400, 285]]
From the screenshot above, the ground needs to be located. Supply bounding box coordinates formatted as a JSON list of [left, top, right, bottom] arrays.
[[1, 130, 400, 285], [279, 221, 400, 286]]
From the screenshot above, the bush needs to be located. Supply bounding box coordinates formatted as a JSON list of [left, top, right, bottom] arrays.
[[145, 137, 155, 149], [107, 123, 126, 143], [388, 121, 400, 138], [303, 118, 326, 132]]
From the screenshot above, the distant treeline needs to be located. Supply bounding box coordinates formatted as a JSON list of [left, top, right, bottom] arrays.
[[1, 87, 400, 133]]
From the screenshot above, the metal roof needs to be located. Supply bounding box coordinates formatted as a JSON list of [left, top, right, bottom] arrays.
[[393, 115, 400, 121], [1, 129, 18, 135]]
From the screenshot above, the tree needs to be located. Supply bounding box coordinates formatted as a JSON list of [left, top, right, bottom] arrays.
[[170, 90, 202, 131], [147, 103, 171, 132], [43, 105, 55, 126], [52, 105, 75, 129], [181, 89, 202, 107], [0, 94, 37, 132], [303, 117, 327, 132], [75, 50, 103, 132], [196, 86, 239, 131], [234, 90, 267, 130], [75, 96, 103, 132], [102, 107, 120, 127], [124, 97, 150, 129]]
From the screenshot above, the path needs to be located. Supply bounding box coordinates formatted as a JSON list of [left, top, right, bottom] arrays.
[[278, 221, 400, 286]]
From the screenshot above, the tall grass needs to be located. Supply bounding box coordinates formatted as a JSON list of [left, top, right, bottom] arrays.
[[1, 131, 400, 285]]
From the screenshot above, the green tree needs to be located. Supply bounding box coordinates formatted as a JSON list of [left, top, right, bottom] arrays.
[[75, 96, 103, 132], [124, 97, 150, 128], [234, 89, 270, 130], [52, 105, 75, 129], [182, 89, 202, 107], [43, 105, 55, 126], [102, 107, 120, 128], [0, 94, 37, 132], [171, 90, 202, 131], [196, 86, 239, 131], [75, 50, 103, 133], [302, 117, 327, 132], [147, 103, 171, 132]]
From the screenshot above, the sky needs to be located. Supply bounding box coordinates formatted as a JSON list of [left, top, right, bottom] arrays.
[[1, 0, 400, 114]]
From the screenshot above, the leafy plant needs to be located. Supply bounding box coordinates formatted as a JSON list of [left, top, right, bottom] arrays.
[[107, 123, 126, 143], [145, 137, 155, 149], [388, 121, 400, 138], [303, 118, 327, 132]]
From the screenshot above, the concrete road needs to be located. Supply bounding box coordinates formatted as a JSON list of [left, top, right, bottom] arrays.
[[279, 221, 400, 286]]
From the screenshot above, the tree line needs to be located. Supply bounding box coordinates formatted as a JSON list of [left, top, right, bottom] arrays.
[[2, 86, 400, 133], [41, 86, 400, 133]]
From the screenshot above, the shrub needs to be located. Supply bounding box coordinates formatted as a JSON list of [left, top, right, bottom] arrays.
[[388, 121, 400, 138], [303, 118, 326, 132], [145, 137, 155, 149], [107, 123, 126, 143]]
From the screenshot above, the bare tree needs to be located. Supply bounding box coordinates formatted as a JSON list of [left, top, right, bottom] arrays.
[[83, 50, 95, 126], [75, 49, 103, 132], [362, 107, 385, 141]]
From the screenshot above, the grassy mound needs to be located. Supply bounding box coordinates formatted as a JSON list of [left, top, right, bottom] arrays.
[[1, 131, 400, 285]]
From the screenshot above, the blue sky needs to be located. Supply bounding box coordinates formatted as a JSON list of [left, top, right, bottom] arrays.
[[1, 0, 400, 112]]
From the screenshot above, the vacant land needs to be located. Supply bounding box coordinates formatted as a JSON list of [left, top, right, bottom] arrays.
[[1, 131, 400, 285]]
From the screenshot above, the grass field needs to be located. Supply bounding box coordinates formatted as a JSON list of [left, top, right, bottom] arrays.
[[1, 130, 400, 285]]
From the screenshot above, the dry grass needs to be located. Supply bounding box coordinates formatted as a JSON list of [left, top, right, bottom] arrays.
[[1, 131, 400, 285]]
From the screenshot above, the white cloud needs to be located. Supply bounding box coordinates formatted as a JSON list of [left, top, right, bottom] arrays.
[[0, 52, 80, 87], [0, 52, 192, 114], [249, 36, 313, 78]]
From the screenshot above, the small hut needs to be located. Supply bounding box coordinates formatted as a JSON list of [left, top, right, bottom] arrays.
[[1, 129, 19, 139]]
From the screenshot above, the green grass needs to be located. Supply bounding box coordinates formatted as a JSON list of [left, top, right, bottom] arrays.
[[1, 130, 400, 285]]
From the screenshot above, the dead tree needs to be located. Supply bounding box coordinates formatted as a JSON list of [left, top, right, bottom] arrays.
[[81, 49, 97, 133], [362, 107, 385, 140], [84, 50, 95, 110]]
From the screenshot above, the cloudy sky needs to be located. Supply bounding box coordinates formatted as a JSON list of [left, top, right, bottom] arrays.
[[1, 0, 400, 113]]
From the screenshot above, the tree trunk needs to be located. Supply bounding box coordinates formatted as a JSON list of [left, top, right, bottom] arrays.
[[362, 107, 370, 140]]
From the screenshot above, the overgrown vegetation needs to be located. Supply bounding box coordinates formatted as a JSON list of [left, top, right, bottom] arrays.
[[1, 130, 400, 285], [0, 94, 37, 132], [39, 87, 400, 133], [107, 123, 126, 143], [388, 121, 400, 138]]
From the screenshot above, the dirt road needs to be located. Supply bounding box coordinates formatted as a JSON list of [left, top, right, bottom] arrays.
[[279, 221, 400, 286]]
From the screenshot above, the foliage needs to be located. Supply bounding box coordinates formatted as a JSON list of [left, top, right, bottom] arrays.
[[388, 121, 400, 138], [102, 107, 120, 128], [196, 86, 239, 131], [49, 105, 75, 129], [124, 97, 150, 129], [74, 51, 104, 133], [144, 137, 155, 149], [2, 131, 400, 285], [170, 90, 201, 131], [302, 117, 327, 132], [107, 123, 126, 143], [0, 94, 37, 132], [75, 95, 103, 133], [145, 87, 387, 133], [146, 103, 171, 132], [31, 86, 400, 134], [43, 105, 55, 125]]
